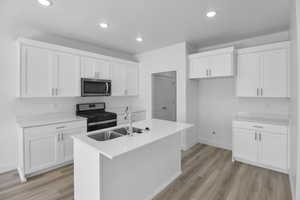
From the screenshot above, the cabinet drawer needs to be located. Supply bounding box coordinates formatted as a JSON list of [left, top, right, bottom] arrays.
[[232, 120, 288, 134], [24, 120, 86, 135]]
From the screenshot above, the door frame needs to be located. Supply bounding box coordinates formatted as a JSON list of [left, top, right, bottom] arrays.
[[151, 70, 177, 121]]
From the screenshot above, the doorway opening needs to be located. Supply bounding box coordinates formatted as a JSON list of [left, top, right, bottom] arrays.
[[152, 71, 177, 121]]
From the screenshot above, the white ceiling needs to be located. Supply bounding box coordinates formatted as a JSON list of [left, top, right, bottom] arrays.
[[1, 0, 290, 55]]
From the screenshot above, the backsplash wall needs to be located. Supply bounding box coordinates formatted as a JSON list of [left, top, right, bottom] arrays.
[[15, 96, 140, 117]]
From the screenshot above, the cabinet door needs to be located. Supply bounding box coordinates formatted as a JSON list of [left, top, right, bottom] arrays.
[[111, 61, 126, 96], [80, 57, 95, 78], [261, 49, 288, 97], [94, 59, 110, 80], [24, 131, 59, 173], [80, 57, 110, 79], [210, 54, 233, 77], [236, 53, 261, 97], [189, 57, 209, 78], [233, 128, 258, 163], [55, 52, 80, 97], [259, 132, 287, 170], [21, 46, 53, 97], [126, 63, 139, 96], [60, 128, 85, 163]]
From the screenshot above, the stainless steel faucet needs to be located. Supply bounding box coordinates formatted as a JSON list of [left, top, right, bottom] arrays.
[[125, 106, 134, 136]]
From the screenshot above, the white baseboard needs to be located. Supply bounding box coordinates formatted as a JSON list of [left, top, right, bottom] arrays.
[[198, 138, 231, 151], [144, 171, 181, 200], [289, 172, 296, 200], [0, 164, 16, 174]]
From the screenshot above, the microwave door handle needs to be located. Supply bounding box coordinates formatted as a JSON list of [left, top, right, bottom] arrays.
[[106, 83, 108, 94]]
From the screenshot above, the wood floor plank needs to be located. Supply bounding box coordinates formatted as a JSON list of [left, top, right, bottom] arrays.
[[0, 144, 292, 200]]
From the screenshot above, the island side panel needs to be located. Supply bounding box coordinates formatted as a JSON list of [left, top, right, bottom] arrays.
[[102, 132, 182, 200], [74, 139, 102, 200]]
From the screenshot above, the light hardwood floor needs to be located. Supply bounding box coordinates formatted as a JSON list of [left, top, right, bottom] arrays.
[[0, 144, 292, 200]]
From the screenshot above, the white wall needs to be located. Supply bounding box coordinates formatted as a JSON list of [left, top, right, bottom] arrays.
[[289, 0, 299, 198], [135, 43, 198, 150], [290, 0, 300, 199], [197, 78, 289, 150], [0, 7, 137, 173], [195, 32, 290, 150]]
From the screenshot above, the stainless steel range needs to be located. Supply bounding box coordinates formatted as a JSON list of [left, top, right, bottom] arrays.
[[76, 102, 117, 132]]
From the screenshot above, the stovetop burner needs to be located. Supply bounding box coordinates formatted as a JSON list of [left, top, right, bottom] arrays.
[[76, 102, 117, 132]]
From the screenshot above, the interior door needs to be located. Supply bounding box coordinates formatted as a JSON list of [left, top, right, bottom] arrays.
[[21, 46, 53, 97], [110, 61, 126, 96], [261, 49, 288, 97], [152, 73, 176, 121], [233, 128, 258, 163], [236, 53, 261, 97], [56, 52, 80, 97], [189, 57, 209, 78], [126, 63, 139, 96], [60, 128, 84, 163], [210, 54, 232, 77], [258, 131, 287, 170], [24, 131, 59, 173]]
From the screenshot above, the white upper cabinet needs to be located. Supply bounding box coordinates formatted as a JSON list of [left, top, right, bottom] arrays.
[[21, 45, 81, 97], [111, 61, 139, 96], [54, 52, 80, 97], [189, 47, 235, 79], [21, 46, 53, 97], [80, 56, 110, 80], [18, 38, 139, 97], [262, 49, 289, 97], [111, 61, 127, 96], [236, 42, 290, 98], [125, 63, 139, 96], [210, 53, 233, 77], [236, 53, 261, 97], [189, 57, 209, 78]]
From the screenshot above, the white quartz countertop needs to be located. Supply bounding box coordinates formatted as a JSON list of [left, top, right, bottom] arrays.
[[17, 113, 86, 128], [234, 113, 290, 126], [73, 119, 193, 159]]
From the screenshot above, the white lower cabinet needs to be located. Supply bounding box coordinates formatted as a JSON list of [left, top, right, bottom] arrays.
[[19, 120, 86, 181], [259, 131, 287, 170], [59, 127, 84, 163], [233, 128, 258, 163], [24, 130, 59, 174], [233, 121, 288, 173]]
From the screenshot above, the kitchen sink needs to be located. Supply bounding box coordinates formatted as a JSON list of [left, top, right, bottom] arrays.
[[113, 127, 144, 135], [88, 127, 144, 141], [88, 131, 123, 141]]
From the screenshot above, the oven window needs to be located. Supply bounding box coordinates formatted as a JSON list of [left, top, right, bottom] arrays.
[[84, 81, 107, 94]]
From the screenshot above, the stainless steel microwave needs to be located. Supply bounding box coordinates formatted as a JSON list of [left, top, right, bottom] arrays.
[[81, 78, 111, 97]]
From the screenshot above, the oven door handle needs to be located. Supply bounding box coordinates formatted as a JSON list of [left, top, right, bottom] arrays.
[[106, 82, 109, 94], [88, 119, 117, 126]]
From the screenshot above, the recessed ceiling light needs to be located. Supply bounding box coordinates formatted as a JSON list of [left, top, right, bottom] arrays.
[[38, 0, 52, 7], [136, 37, 143, 42], [99, 22, 109, 29], [206, 11, 216, 18]]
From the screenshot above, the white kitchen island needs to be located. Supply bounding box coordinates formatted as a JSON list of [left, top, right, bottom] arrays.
[[72, 119, 193, 200]]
